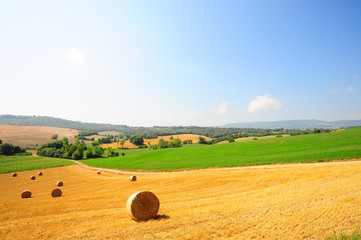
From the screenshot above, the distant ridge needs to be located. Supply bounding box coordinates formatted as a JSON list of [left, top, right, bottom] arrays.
[[1, 115, 360, 137], [221, 119, 361, 129]]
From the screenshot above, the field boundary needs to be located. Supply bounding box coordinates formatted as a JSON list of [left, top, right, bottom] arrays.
[[75, 158, 361, 175]]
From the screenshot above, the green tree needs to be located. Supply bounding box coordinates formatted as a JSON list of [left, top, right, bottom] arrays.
[[85, 147, 94, 158], [0, 139, 2, 144], [92, 139, 100, 146], [119, 139, 125, 149], [62, 137, 69, 147], [129, 135, 144, 146], [228, 137, 235, 143], [198, 137, 207, 144], [71, 148, 83, 160], [51, 134, 58, 140]]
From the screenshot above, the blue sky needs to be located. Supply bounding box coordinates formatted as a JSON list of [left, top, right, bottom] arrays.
[[1, 0, 360, 126]]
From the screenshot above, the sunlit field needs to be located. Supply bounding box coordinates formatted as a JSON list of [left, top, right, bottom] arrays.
[[83, 127, 361, 171], [2, 161, 361, 239]]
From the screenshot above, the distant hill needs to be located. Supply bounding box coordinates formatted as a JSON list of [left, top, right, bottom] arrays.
[[221, 119, 361, 129], [1, 115, 360, 139], [0, 114, 272, 138]]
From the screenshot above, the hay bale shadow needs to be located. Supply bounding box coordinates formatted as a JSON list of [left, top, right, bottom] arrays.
[[136, 214, 170, 222]]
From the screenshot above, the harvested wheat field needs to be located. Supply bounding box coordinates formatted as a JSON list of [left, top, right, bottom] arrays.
[[1, 161, 361, 239], [0, 125, 79, 148]]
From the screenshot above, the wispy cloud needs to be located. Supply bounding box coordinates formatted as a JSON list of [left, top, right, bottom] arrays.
[[216, 101, 229, 114], [330, 88, 337, 94], [346, 86, 354, 92], [353, 73, 358, 78], [246, 94, 282, 113], [64, 48, 85, 64]]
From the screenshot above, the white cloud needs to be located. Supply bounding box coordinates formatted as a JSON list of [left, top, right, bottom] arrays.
[[330, 88, 337, 94], [346, 86, 354, 92], [216, 100, 229, 114], [64, 48, 85, 64], [246, 94, 282, 113], [353, 73, 358, 78]]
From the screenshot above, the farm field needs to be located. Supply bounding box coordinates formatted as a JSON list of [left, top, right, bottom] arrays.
[[0, 155, 75, 174], [83, 127, 361, 171], [0, 125, 79, 148], [101, 134, 212, 149], [1, 161, 361, 239]]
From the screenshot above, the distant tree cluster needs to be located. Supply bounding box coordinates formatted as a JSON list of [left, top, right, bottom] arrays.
[[182, 139, 193, 145], [36, 137, 110, 160], [198, 133, 249, 145], [77, 129, 98, 139], [129, 135, 144, 146], [288, 128, 331, 136], [0, 140, 27, 155], [150, 138, 182, 150]]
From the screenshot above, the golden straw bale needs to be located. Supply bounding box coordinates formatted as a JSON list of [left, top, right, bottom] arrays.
[[57, 181, 63, 187], [97, 170, 101, 174], [129, 175, 137, 181], [38, 172, 43, 176], [21, 190, 32, 198], [30, 175, 36, 180], [12, 173, 17, 177], [126, 191, 160, 221], [51, 188, 62, 197]]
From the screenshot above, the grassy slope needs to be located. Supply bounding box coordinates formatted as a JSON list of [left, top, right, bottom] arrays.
[[0, 155, 75, 174], [81, 127, 361, 171]]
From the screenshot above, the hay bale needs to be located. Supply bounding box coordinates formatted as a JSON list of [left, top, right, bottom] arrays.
[[97, 170, 101, 174], [38, 172, 43, 176], [129, 175, 137, 181], [51, 188, 62, 197], [126, 191, 160, 221], [21, 190, 32, 198], [12, 173, 17, 177], [30, 175, 36, 180], [57, 181, 63, 187]]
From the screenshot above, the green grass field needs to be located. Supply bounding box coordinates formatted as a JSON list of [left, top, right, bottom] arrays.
[[0, 155, 75, 174], [81, 127, 361, 171]]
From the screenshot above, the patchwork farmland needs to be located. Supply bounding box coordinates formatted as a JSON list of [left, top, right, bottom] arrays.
[[1, 126, 361, 239]]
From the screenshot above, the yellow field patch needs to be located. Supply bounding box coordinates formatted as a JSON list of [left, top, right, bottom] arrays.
[[102, 134, 212, 149]]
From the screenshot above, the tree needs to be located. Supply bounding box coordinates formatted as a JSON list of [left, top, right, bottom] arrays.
[[228, 137, 235, 143], [0, 139, 2, 144], [313, 129, 321, 134], [0, 143, 14, 155], [71, 148, 83, 160], [198, 137, 207, 144], [51, 134, 58, 140], [129, 135, 144, 146], [62, 137, 69, 147], [119, 139, 125, 149]]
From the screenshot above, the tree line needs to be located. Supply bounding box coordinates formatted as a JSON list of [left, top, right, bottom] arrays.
[[36, 137, 119, 160], [0, 139, 28, 155]]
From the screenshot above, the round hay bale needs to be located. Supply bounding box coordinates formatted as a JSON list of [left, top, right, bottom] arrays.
[[30, 175, 36, 180], [51, 188, 62, 198], [12, 173, 17, 177], [21, 190, 32, 198], [57, 181, 63, 187], [97, 170, 101, 174], [126, 191, 160, 221], [129, 175, 137, 181], [38, 172, 43, 176]]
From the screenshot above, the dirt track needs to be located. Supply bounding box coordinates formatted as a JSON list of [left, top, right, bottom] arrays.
[[1, 161, 361, 239]]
